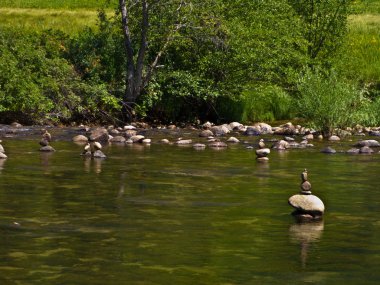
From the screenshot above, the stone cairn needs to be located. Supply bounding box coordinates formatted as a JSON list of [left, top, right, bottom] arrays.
[[0, 139, 7, 159], [81, 137, 106, 158], [288, 169, 325, 221], [255, 139, 270, 161], [39, 129, 55, 152]]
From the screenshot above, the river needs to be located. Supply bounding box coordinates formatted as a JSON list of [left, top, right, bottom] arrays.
[[0, 131, 380, 284]]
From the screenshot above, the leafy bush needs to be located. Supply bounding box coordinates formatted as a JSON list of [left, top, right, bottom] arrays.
[[295, 68, 368, 135], [0, 28, 119, 124], [241, 85, 294, 123]]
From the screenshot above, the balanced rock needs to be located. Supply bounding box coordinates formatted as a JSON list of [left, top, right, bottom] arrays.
[[73, 135, 88, 143], [0, 152, 7, 159], [39, 145, 55, 152], [288, 169, 325, 220], [0, 144, 4, 153]]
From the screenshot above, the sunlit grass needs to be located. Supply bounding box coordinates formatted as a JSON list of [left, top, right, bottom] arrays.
[[0, 8, 114, 34], [339, 13, 380, 82], [0, 0, 117, 9]]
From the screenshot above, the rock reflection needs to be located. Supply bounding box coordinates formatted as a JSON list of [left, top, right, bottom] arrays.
[[289, 220, 324, 268], [40, 151, 54, 174], [0, 158, 6, 173], [83, 157, 104, 174]]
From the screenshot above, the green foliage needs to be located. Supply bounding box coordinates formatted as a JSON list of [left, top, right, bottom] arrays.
[[295, 68, 368, 135], [288, 0, 351, 67], [241, 85, 294, 123], [0, 28, 119, 124], [137, 70, 220, 123]]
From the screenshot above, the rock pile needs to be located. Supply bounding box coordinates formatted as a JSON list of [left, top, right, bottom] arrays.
[[255, 139, 270, 161], [0, 140, 7, 159], [288, 169, 325, 221], [82, 138, 106, 158], [39, 129, 55, 152]]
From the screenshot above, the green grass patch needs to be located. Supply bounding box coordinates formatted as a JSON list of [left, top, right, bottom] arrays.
[[338, 14, 380, 83], [0, 8, 113, 34], [0, 0, 117, 9]]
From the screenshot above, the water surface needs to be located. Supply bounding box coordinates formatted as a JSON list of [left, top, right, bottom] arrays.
[[0, 136, 380, 284]]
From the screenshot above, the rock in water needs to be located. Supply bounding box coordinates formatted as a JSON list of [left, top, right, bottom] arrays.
[[288, 169, 325, 220], [288, 194, 325, 216]]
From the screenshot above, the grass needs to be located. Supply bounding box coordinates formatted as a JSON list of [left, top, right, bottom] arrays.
[[0, 0, 117, 9], [337, 13, 380, 83], [0, 0, 117, 33]]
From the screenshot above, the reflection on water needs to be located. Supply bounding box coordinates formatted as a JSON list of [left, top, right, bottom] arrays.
[[289, 220, 324, 268], [83, 157, 104, 173], [0, 158, 5, 173], [39, 152, 54, 174], [1, 139, 380, 284]]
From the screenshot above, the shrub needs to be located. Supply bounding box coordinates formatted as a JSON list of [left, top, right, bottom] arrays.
[[241, 85, 294, 123], [295, 68, 367, 135]]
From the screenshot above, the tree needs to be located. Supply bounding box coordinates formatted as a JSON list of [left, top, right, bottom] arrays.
[[118, 0, 195, 118], [287, 0, 351, 66]]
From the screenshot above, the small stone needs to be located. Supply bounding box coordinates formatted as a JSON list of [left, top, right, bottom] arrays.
[[209, 141, 228, 148], [175, 139, 193, 145], [39, 146, 55, 152], [321, 146, 336, 154], [359, 146, 374, 154], [110, 136, 126, 143], [123, 125, 136, 130], [160, 139, 170, 144], [193, 143, 206, 149], [346, 148, 360, 154], [0, 152, 7, 159], [255, 148, 270, 157], [93, 150, 106, 158], [328, 135, 340, 141], [226, 137, 240, 143], [142, 139, 151, 144], [256, 157, 269, 162], [130, 135, 145, 143], [301, 181, 312, 194], [199, 130, 214, 137]]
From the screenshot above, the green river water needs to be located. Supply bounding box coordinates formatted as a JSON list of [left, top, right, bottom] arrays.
[[1, 132, 380, 284]]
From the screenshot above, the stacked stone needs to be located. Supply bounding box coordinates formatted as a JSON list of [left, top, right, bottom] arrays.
[[82, 137, 106, 158], [0, 140, 7, 159], [39, 130, 55, 152], [255, 139, 270, 161], [288, 169, 325, 221]]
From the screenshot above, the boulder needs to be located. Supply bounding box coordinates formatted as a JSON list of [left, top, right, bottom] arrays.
[[89, 127, 109, 143], [288, 194, 325, 215], [130, 135, 145, 143], [72, 135, 88, 143], [346, 148, 360, 154], [110, 136, 126, 143], [254, 122, 273, 134], [354, 140, 380, 147], [244, 126, 261, 136], [226, 137, 240, 143], [255, 148, 270, 157], [211, 125, 230, 136], [229, 122, 244, 131], [328, 135, 341, 141], [272, 140, 290, 150], [359, 146, 374, 154], [199, 129, 214, 137]]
